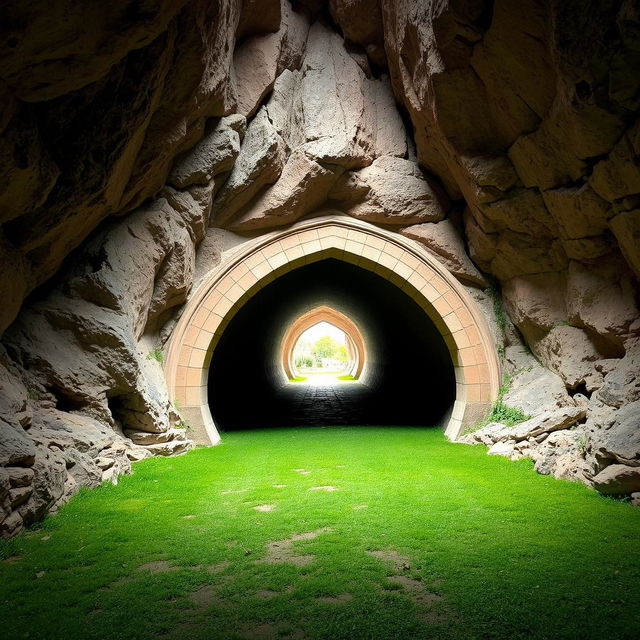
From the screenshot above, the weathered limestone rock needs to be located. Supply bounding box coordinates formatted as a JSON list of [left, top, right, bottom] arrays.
[[609, 209, 640, 279], [329, 0, 386, 66], [592, 340, 640, 409], [534, 326, 605, 391], [233, 0, 310, 118], [590, 401, 640, 467], [565, 257, 639, 347], [503, 347, 575, 417], [591, 464, 640, 495], [502, 273, 568, 344], [211, 107, 286, 226], [400, 220, 487, 287], [332, 156, 449, 226], [168, 115, 246, 189]]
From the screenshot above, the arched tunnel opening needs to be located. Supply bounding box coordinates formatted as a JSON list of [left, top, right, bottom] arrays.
[[208, 258, 456, 431]]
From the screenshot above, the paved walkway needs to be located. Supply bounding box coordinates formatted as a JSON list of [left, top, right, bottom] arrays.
[[271, 381, 372, 427]]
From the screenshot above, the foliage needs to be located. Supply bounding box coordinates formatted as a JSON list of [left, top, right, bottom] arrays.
[[312, 335, 341, 361], [465, 372, 529, 434], [1, 428, 639, 640], [146, 348, 164, 363]]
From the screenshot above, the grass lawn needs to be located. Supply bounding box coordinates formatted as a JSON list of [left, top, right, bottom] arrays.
[[1, 427, 639, 640]]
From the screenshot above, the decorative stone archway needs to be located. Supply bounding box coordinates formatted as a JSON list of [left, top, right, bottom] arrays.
[[164, 215, 501, 445], [280, 305, 366, 380]]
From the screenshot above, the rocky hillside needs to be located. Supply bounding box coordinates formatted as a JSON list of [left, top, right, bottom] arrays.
[[1, 0, 639, 536]]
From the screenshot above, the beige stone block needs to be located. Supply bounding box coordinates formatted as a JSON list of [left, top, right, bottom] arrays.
[[394, 261, 414, 280], [192, 306, 209, 329], [420, 282, 440, 302], [445, 312, 463, 334], [175, 366, 188, 387], [203, 312, 223, 334], [185, 386, 202, 406], [175, 387, 187, 406], [216, 296, 234, 317], [280, 234, 301, 250], [451, 327, 470, 348], [183, 325, 199, 348], [345, 239, 365, 256], [459, 346, 477, 367], [431, 276, 449, 294], [194, 330, 213, 351], [444, 290, 462, 311], [178, 346, 192, 366], [203, 289, 224, 311], [217, 275, 237, 295], [225, 282, 245, 303], [267, 252, 288, 270], [301, 239, 322, 256], [189, 349, 206, 368], [477, 363, 491, 384], [364, 234, 386, 250], [262, 241, 283, 259], [432, 296, 452, 316], [243, 251, 266, 270], [464, 365, 481, 384], [186, 367, 202, 386], [231, 261, 249, 280], [466, 384, 483, 402], [237, 270, 259, 291]]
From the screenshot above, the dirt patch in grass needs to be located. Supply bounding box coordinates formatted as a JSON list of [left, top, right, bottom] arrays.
[[317, 593, 353, 604], [253, 504, 275, 512], [369, 550, 450, 622], [273, 484, 287, 488], [261, 528, 331, 566], [189, 584, 223, 609], [221, 489, 249, 494], [256, 589, 279, 599], [367, 549, 411, 572], [309, 486, 338, 491], [293, 469, 310, 475], [240, 622, 306, 639], [207, 561, 230, 573], [136, 560, 178, 574]]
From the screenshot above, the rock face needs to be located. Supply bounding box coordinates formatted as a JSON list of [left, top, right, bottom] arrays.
[[1, 1, 640, 535]]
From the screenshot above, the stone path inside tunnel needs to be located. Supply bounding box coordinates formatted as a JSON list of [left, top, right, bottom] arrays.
[[273, 380, 372, 427]]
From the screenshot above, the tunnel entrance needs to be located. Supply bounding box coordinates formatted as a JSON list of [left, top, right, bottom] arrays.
[[164, 216, 500, 443], [208, 260, 456, 430]]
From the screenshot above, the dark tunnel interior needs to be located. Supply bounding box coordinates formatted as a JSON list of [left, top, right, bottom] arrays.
[[208, 259, 456, 430]]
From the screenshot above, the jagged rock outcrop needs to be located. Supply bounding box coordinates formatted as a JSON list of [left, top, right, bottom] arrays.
[[1, 0, 640, 536]]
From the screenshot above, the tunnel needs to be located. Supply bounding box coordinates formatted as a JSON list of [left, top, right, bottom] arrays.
[[207, 258, 456, 431]]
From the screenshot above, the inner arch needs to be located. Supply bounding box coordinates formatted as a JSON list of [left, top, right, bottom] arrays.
[[282, 305, 366, 381], [207, 259, 456, 430]]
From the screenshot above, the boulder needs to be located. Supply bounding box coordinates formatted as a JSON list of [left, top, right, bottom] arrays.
[[211, 107, 286, 226], [503, 362, 575, 417], [168, 115, 246, 189], [591, 464, 640, 495], [401, 220, 487, 287], [333, 156, 449, 225], [533, 326, 604, 391], [590, 400, 640, 466], [491, 407, 586, 443]]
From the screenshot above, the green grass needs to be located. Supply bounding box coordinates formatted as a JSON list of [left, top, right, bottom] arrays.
[[289, 376, 308, 382], [1, 428, 639, 640], [336, 374, 356, 381], [146, 348, 164, 363]]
